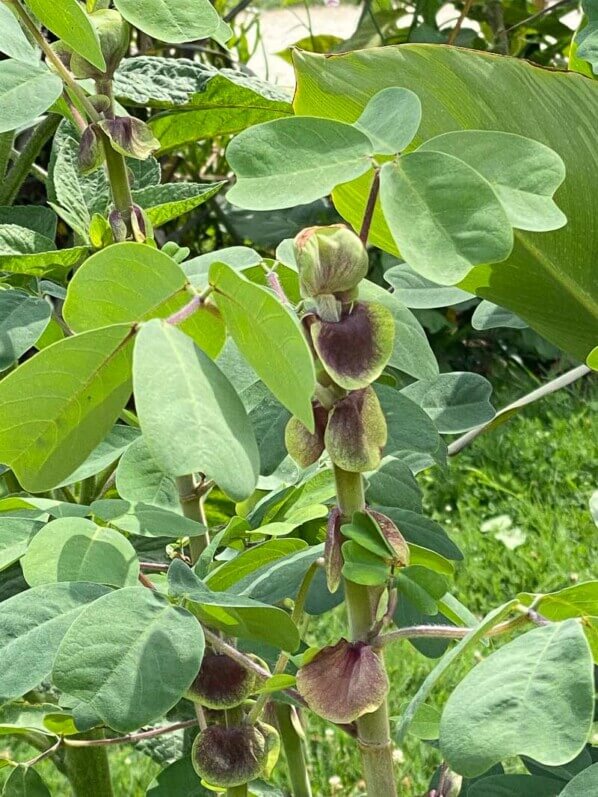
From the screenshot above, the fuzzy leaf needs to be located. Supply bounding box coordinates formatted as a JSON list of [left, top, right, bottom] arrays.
[[113, 0, 220, 43], [0, 290, 51, 371], [0, 61, 61, 134], [354, 87, 421, 154], [24, 0, 105, 70]]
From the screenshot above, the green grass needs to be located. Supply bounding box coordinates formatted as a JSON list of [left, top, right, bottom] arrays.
[[2, 373, 596, 795]]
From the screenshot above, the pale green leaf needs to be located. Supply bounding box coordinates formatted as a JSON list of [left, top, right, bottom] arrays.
[[2, 765, 51, 797], [133, 320, 259, 501], [209, 262, 316, 430], [468, 775, 564, 797], [52, 587, 204, 733], [205, 539, 307, 591], [25, 0, 105, 70], [0, 61, 62, 134], [440, 621, 595, 777], [0, 581, 109, 703], [90, 498, 206, 539], [519, 581, 598, 621], [379, 154, 513, 284], [113, 0, 219, 44], [384, 263, 472, 308], [0, 517, 42, 572], [560, 763, 598, 797], [0, 325, 134, 492], [366, 458, 423, 514], [0, 246, 90, 277], [0, 703, 75, 738], [0, 291, 51, 371], [471, 300, 528, 331], [401, 372, 495, 433], [0, 4, 39, 65], [354, 87, 421, 154], [115, 437, 179, 511], [226, 117, 373, 210], [54, 424, 139, 488], [21, 517, 139, 588]]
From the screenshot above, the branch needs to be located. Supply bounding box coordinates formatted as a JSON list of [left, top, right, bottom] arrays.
[[359, 169, 380, 245], [448, 364, 592, 456], [166, 293, 205, 325], [376, 612, 534, 648], [63, 720, 197, 748], [447, 0, 475, 45]]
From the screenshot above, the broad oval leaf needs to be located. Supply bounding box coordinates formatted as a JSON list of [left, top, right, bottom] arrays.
[[209, 262, 316, 430], [0, 324, 134, 492], [90, 498, 206, 539], [0, 290, 51, 372], [384, 263, 473, 308], [205, 538, 307, 591], [0, 517, 42, 572], [52, 587, 204, 733], [560, 763, 598, 797], [64, 242, 224, 358], [419, 131, 566, 232], [0, 61, 62, 134], [115, 436, 179, 511], [0, 581, 109, 703], [471, 300, 527, 331], [379, 154, 513, 285], [0, 4, 39, 65], [354, 86, 421, 154], [133, 320, 259, 501], [468, 775, 564, 797], [439, 620, 595, 777], [401, 372, 495, 434], [226, 117, 373, 210], [132, 182, 225, 227], [114, 0, 220, 44], [54, 424, 139, 489], [24, 0, 105, 71], [21, 517, 139, 588], [293, 45, 598, 362], [366, 458, 423, 514], [2, 765, 51, 797]]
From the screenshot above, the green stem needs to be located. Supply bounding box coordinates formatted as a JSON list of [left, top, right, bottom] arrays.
[[78, 475, 96, 506], [333, 465, 397, 797], [63, 729, 114, 797], [101, 131, 133, 219], [0, 131, 14, 182], [176, 475, 209, 564], [226, 786, 247, 797], [275, 703, 312, 797], [0, 114, 59, 205]]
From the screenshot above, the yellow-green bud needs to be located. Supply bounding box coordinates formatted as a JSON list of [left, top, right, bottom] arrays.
[[294, 224, 369, 300]]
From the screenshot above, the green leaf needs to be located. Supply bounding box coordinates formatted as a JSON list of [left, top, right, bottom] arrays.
[[0, 518, 42, 572], [183, 247, 263, 288], [354, 87, 421, 154], [0, 246, 88, 277], [519, 581, 598, 621], [115, 437, 179, 511], [113, 0, 219, 43], [146, 758, 212, 797], [0, 225, 55, 256], [0, 703, 76, 738], [21, 517, 140, 588], [395, 566, 448, 614], [205, 539, 307, 591], [0, 325, 134, 492], [467, 775, 564, 797], [440, 621, 595, 777], [358, 280, 438, 381], [408, 544, 454, 576], [0, 290, 51, 371], [132, 182, 225, 227], [342, 540, 390, 586], [366, 458, 423, 514], [376, 384, 444, 462], [293, 45, 598, 362], [2, 765, 51, 797], [0, 582, 109, 703], [0, 61, 62, 133], [25, 0, 105, 71], [226, 117, 373, 210], [168, 559, 299, 651], [90, 499, 206, 539], [209, 262, 316, 430], [341, 511, 396, 560], [64, 243, 225, 358], [419, 131, 566, 232], [54, 424, 139, 488], [52, 587, 204, 733], [133, 320, 259, 501], [401, 372, 495, 434], [0, 4, 38, 65], [379, 154, 513, 285], [393, 702, 441, 741], [471, 300, 527, 331], [0, 206, 57, 239], [376, 508, 461, 561], [560, 764, 598, 797], [383, 263, 472, 309], [575, 2, 598, 75]]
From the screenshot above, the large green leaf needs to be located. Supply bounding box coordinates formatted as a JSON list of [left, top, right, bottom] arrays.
[[379, 154, 513, 285], [113, 0, 219, 43], [401, 372, 495, 433], [0, 582, 109, 703], [560, 764, 598, 797], [468, 775, 563, 797], [293, 45, 598, 361], [25, 0, 105, 71], [0, 4, 38, 65], [146, 758, 212, 797], [52, 587, 204, 733], [226, 117, 373, 210], [440, 621, 595, 777], [115, 437, 179, 511], [209, 262, 316, 430], [54, 424, 139, 488], [384, 263, 472, 309], [133, 320, 259, 501], [168, 559, 300, 651], [0, 290, 51, 372], [21, 517, 139, 588], [90, 498, 206, 539], [354, 87, 421, 154], [64, 243, 224, 358], [0, 61, 62, 134], [0, 325, 134, 492], [132, 182, 225, 227], [0, 517, 42, 572], [2, 765, 51, 797]]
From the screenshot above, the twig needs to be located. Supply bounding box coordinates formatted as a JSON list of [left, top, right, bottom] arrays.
[[63, 720, 197, 748], [503, 0, 573, 33], [359, 169, 380, 245], [224, 0, 254, 22], [138, 572, 157, 590], [448, 364, 592, 456], [376, 612, 531, 647], [139, 562, 170, 572], [447, 0, 475, 45], [21, 736, 62, 767], [166, 293, 204, 325]]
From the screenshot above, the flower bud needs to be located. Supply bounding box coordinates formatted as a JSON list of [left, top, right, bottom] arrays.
[[185, 652, 256, 710], [311, 301, 394, 390], [294, 225, 368, 299], [70, 10, 131, 78], [49, 41, 72, 70], [108, 209, 127, 242], [98, 117, 160, 161], [285, 403, 328, 468], [296, 639, 388, 723], [191, 724, 268, 787], [325, 386, 387, 473], [324, 508, 342, 593], [78, 124, 104, 175]]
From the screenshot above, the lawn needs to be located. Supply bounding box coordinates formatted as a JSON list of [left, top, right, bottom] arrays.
[[2, 370, 595, 796]]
